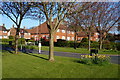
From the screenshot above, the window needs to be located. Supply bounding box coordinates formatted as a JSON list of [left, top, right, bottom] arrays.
[[72, 32, 74, 34], [57, 29, 60, 32], [67, 31, 70, 34], [21, 30, 24, 33], [3, 31, 7, 33], [3, 36, 7, 38], [42, 35, 45, 37], [62, 30, 65, 33], [46, 35, 49, 39], [35, 35, 37, 37], [95, 33, 99, 35], [0, 36, 2, 39], [67, 37, 70, 40], [56, 36, 60, 39], [72, 37, 74, 40], [62, 36, 65, 39]]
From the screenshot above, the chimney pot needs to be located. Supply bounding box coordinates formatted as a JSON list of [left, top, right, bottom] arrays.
[[3, 24, 5, 27]]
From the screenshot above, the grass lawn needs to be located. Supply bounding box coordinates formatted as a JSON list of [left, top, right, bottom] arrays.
[[31, 45, 120, 55], [2, 50, 119, 78], [0, 50, 1, 79]]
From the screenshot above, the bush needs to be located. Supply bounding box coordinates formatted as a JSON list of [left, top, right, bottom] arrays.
[[80, 54, 111, 65], [91, 41, 99, 49], [116, 43, 120, 51], [9, 36, 14, 39], [28, 39, 34, 42], [54, 40, 80, 48], [24, 45, 36, 50], [18, 38, 25, 44], [55, 39, 68, 47], [79, 42, 88, 48], [81, 38, 88, 43], [2, 39, 9, 43]]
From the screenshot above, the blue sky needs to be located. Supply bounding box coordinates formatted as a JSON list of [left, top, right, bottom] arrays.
[[0, 14, 119, 34], [0, 14, 40, 29]]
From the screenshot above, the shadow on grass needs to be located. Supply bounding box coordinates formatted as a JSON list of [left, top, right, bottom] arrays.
[[73, 60, 81, 63], [24, 52, 48, 61], [2, 44, 14, 54]]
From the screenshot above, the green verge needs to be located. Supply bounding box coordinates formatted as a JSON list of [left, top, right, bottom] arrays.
[[31, 46, 120, 55], [2, 50, 119, 78], [0, 51, 2, 79]]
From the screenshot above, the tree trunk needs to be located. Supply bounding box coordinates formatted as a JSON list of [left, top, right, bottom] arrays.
[[49, 31, 55, 62], [88, 33, 91, 51], [15, 34, 19, 54], [99, 39, 103, 50], [74, 31, 77, 49]]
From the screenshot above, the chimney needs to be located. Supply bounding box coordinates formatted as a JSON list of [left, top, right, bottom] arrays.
[[24, 26, 26, 29], [3, 24, 5, 27], [12, 24, 14, 28]]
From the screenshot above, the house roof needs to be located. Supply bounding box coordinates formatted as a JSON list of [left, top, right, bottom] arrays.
[[0, 26, 7, 31], [9, 27, 29, 36], [26, 21, 68, 34], [25, 22, 49, 34]]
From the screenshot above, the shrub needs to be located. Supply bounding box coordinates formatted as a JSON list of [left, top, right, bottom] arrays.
[[2, 39, 9, 43], [28, 39, 34, 42], [18, 38, 25, 44], [54, 40, 80, 48], [116, 43, 120, 51], [9, 36, 14, 39], [80, 54, 111, 65], [81, 38, 88, 43], [79, 42, 88, 48], [91, 41, 99, 49]]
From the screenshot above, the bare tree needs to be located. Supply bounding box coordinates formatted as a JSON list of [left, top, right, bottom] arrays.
[[66, 2, 95, 50], [93, 2, 119, 50], [33, 2, 78, 62], [0, 2, 33, 54], [75, 2, 97, 51]]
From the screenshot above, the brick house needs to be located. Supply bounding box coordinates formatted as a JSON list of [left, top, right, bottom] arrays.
[[8, 25, 31, 39], [77, 31, 88, 41], [0, 24, 8, 39], [0, 23, 99, 42], [26, 22, 75, 42], [77, 31, 99, 42]]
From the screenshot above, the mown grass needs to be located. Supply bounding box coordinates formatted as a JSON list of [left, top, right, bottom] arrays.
[[0, 51, 2, 79], [2, 50, 119, 78]]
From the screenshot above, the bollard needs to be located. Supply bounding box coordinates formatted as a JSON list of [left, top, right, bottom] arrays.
[[90, 49, 98, 56], [38, 42, 41, 54]]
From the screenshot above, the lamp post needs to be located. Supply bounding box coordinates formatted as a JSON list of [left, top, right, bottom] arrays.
[[38, 13, 42, 54]]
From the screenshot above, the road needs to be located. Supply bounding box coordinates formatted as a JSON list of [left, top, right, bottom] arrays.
[[1, 45, 120, 64]]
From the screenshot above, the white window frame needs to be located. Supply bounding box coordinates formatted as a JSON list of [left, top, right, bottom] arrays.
[[57, 29, 60, 32], [0, 36, 2, 39], [62, 30, 65, 33], [3, 36, 7, 38], [3, 31, 7, 33], [67, 37, 70, 40], [67, 31, 70, 34], [42, 35, 45, 37], [56, 36, 60, 39], [62, 36, 65, 40], [72, 37, 74, 40], [72, 32, 74, 34]]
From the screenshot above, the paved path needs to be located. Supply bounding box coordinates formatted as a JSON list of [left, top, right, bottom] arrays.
[[2, 46, 120, 64]]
